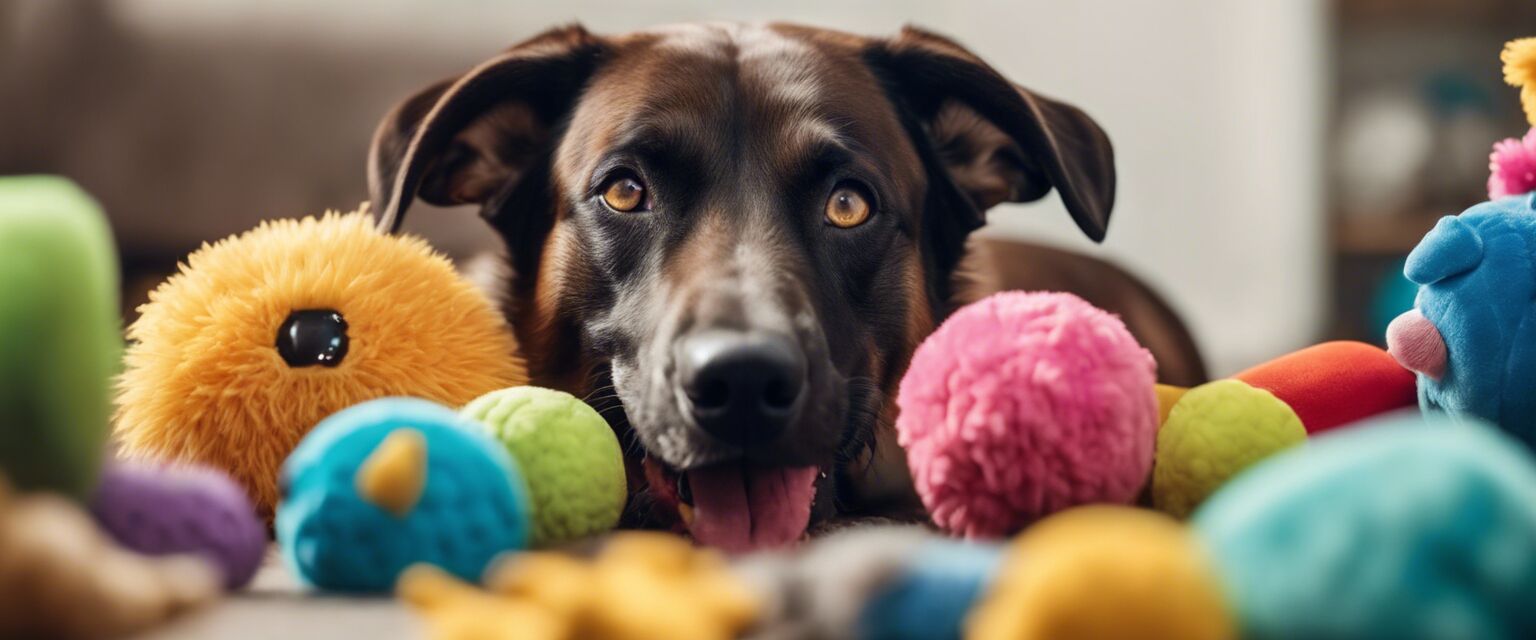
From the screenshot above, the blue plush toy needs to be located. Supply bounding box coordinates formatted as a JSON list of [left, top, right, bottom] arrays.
[[276, 397, 532, 592], [1386, 39, 1536, 449], [856, 540, 1003, 640], [1386, 193, 1536, 449], [1194, 413, 1536, 640]]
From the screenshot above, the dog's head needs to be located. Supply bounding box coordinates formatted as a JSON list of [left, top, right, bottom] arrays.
[[369, 23, 1113, 551]]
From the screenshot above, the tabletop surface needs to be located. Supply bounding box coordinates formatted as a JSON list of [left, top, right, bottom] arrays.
[[138, 549, 423, 640]]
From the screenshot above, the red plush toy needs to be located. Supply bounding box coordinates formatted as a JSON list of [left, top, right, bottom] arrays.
[[1233, 341, 1417, 434]]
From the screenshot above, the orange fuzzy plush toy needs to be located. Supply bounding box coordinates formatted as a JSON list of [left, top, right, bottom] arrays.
[[114, 211, 526, 521]]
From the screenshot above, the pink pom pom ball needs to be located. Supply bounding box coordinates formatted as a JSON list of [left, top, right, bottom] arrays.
[[1489, 127, 1536, 200], [896, 291, 1159, 539]]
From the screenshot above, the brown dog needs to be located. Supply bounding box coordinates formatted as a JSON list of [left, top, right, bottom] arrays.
[[368, 22, 1205, 552]]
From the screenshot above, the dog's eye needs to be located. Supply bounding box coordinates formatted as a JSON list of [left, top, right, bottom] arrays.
[[825, 183, 872, 228], [601, 174, 647, 212]]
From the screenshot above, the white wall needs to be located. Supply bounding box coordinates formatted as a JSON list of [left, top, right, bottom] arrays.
[[115, 0, 1329, 375]]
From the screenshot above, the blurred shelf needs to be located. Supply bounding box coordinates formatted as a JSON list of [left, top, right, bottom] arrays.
[[1333, 210, 1446, 255], [1338, 0, 1536, 27]]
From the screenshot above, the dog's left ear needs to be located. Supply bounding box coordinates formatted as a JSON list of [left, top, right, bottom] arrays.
[[367, 25, 606, 234], [867, 26, 1115, 243]]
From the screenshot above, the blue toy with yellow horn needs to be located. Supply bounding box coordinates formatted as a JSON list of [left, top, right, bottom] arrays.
[[276, 397, 532, 592]]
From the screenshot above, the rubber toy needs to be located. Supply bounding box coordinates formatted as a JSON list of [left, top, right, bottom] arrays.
[[1233, 341, 1416, 434], [896, 291, 1158, 538], [968, 506, 1234, 640], [1151, 380, 1306, 518], [0, 176, 120, 498], [399, 532, 760, 640], [91, 460, 267, 589], [737, 526, 1003, 640], [276, 397, 532, 593], [460, 386, 627, 546], [1193, 413, 1536, 640], [115, 211, 527, 521], [0, 474, 220, 639]]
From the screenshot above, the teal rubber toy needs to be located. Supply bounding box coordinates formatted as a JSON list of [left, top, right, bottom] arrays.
[[1194, 413, 1536, 640], [0, 176, 120, 497], [276, 397, 532, 592]]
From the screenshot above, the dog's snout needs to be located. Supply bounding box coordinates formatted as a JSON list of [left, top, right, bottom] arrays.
[[679, 329, 806, 446]]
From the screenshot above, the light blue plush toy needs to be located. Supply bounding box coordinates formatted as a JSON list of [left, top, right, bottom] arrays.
[[1386, 193, 1536, 449], [1194, 413, 1536, 640], [276, 397, 532, 592]]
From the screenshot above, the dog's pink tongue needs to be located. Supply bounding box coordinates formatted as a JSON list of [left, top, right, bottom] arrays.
[[686, 465, 817, 554]]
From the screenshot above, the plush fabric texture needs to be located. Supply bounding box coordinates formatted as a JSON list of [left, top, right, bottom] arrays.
[[114, 212, 527, 522], [968, 506, 1234, 640], [1233, 341, 1416, 434], [735, 526, 956, 640], [1489, 128, 1536, 199], [400, 532, 761, 640], [855, 539, 1004, 640], [1503, 37, 1536, 125], [276, 397, 531, 593], [1386, 309, 1447, 379], [1152, 380, 1306, 519], [896, 291, 1158, 539], [0, 476, 221, 639], [460, 386, 627, 546], [1193, 413, 1536, 640], [1396, 195, 1536, 450], [0, 176, 120, 498], [92, 461, 266, 590]]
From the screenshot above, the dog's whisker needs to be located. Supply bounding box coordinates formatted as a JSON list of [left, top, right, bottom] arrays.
[[582, 384, 617, 403]]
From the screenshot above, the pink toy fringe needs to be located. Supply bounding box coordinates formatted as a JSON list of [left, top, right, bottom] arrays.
[[1489, 127, 1536, 200]]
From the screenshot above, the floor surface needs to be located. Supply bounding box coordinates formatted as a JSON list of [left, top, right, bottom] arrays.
[[138, 550, 422, 640]]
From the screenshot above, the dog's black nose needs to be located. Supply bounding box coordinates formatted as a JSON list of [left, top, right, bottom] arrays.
[[679, 330, 806, 446]]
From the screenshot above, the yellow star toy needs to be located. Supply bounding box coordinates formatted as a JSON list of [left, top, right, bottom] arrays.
[[399, 532, 761, 640]]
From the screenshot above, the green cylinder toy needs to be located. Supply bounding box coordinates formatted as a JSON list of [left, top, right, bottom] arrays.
[[0, 176, 121, 497]]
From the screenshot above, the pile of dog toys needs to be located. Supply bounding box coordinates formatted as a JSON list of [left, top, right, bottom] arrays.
[[0, 177, 227, 639], [5, 34, 1536, 640]]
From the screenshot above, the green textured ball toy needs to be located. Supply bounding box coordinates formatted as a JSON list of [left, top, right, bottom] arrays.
[[1152, 379, 1306, 518], [460, 386, 626, 545]]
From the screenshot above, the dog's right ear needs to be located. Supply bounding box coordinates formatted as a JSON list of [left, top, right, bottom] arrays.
[[368, 25, 606, 233]]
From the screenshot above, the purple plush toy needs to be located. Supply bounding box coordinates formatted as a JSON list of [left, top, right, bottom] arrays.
[[91, 461, 267, 589]]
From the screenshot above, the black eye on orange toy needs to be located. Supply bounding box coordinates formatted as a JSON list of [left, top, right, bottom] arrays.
[[113, 210, 528, 521]]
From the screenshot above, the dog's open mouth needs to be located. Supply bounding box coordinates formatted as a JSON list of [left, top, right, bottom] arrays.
[[643, 458, 818, 553]]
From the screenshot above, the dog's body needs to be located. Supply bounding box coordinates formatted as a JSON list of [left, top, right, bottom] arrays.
[[369, 22, 1205, 551]]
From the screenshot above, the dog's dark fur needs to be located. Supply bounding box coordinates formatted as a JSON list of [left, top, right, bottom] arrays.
[[368, 23, 1206, 531]]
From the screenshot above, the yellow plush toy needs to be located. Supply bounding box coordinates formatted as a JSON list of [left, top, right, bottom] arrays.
[[967, 506, 1234, 640], [114, 211, 527, 521], [400, 532, 760, 640]]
